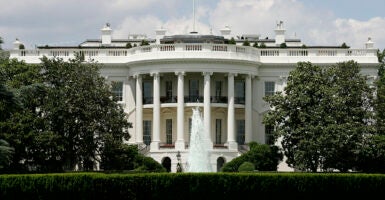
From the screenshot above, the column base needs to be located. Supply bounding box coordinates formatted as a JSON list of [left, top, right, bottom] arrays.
[[226, 141, 238, 150], [150, 141, 160, 151], [175, 140, 185, 150]]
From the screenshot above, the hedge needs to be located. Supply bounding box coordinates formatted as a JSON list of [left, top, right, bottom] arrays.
[[0, 172, 384, 199]]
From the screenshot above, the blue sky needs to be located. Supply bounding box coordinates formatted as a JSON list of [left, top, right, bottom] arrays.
[[1, 0, 384, 49]]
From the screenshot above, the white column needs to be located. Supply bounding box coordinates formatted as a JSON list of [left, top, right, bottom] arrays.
[[245, 74, 253, 143], [203, 72, 213, 148], [227, 73, 237, 150], [135, 74, 143, 144], [151, 72, 160, 150], [175, 71, 185, 150]]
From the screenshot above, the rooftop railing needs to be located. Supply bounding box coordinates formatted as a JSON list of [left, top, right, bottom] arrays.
[[9, 44, 378, 64]]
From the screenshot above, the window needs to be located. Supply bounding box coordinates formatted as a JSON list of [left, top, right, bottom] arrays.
[[143, 120, 152, 145], [265, 81, 275, 96], [166, 81, 173, 102], [111, 81, 123, 101], [236, 120, 245, 145], [235, 80, 245, 104], [215, 81, 222, 100], [188, 118, 192, 143], [215, 119, 222, 144], [166, 119, 172, 144], [143, 81, 153, 104], [265, 125, 275, 145], [189, 80, 199, 102]]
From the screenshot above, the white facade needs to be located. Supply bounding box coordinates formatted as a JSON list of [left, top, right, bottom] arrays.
[[9, 22, 379, 172]]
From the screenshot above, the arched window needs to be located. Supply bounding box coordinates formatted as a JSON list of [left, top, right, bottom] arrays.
[[162, 157, 172, 172], [217, 157, 226, 172]]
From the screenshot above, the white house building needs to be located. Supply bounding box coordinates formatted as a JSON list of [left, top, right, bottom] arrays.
[[9, 22, 379, 172]]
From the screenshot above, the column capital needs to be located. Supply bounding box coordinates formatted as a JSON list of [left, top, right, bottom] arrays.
[[226, 72, 238, 77], [175, 71, 185, 76], [202, 72, 213, 76], [150, 72, 160, 77], [242, 73, 256, 79], [133, 73, 142, 79]]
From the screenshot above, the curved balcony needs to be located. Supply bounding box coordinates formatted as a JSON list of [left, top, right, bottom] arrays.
[[10, 44, 260, 64], [143, 95, 243, 105]]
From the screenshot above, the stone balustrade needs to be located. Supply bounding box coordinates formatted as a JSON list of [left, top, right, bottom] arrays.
[[9, 43, 378, 64]]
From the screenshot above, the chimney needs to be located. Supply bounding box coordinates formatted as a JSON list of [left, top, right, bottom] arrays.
[[101, 23, 112, 46], [220, 25, 231, 40], [155, 27, 167, 44], [365, 37, 374, 49], [274, 21, 285, 46], [13, 38, 22, 50]]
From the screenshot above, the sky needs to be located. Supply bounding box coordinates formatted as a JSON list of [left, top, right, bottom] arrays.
[[1, 0, 385, 50]]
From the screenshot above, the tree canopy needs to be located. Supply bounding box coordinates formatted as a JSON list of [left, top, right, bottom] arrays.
[[263, 61, 375, 172], [0, 56, 133, 172]]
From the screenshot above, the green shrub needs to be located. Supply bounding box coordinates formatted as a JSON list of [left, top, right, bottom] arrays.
[[238, 162, 255, 172], [221, 156, 246, 172], [222, 142, 283, 172]]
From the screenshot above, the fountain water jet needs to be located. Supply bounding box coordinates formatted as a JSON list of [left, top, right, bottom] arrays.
[[186, 107, 213, 172]]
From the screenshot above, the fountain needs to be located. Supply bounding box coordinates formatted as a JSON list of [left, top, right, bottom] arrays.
[[186, 107, 213, 172]]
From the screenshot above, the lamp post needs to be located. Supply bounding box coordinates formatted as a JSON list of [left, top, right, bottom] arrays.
[[176, 151, 182, 172]]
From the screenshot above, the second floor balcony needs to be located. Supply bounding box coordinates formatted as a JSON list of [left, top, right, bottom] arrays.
[[143, 95, 242, 105]]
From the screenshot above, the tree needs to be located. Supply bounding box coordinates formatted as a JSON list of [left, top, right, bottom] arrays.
[[263, 62, 327, 172], [242, 39, 250, 46], [356, 134, 385, 173], [0, 139, 14, 171], [39, 55, 131, 171], [252, 42, 258, 48], [126, 42, 133, 49], [100, 142, 137, 171], [375, 49, 385, 134], [263, 61, 374, 172], [0, 80, 19, 122], [0, 37, 3, 50], [341, 42, 349, 48], [140, 40, 149, 46], [0, 58, 44, 172], [0, 56, 132, 172], [259, 43, 266, 48], [321, 61, 374, 172], [228, 37, 236, 45], [359, 48, 385, 173]]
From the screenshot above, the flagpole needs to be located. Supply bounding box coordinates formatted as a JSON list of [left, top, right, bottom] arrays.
[[193, 0, 195, 32]]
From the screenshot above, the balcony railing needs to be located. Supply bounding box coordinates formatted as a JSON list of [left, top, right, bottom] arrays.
[[160, 96, 177, 103], [211, 96, 228, 103], [143, 95, 247, 105], [185, 96, 204, 103], [10, 44, 377, 64], [235, 97, 245, 105], [143, 97, 153, 104]]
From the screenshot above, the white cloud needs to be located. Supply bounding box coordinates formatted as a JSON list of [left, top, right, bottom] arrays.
[[332, 17, 385, 48], [207, 0, 385, 48], [113, 16, 163, 38], [1, 0, 385, 50]]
